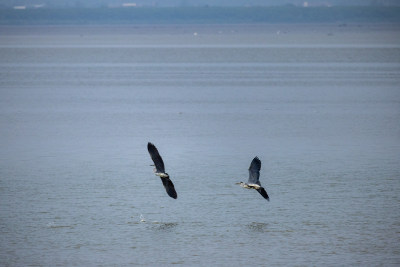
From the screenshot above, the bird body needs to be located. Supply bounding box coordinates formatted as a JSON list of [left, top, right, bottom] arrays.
[[238, 182, 261, 190], [237, 157, 269, 201], [154, 170, 170, 178], [147, 142, 177, 199]]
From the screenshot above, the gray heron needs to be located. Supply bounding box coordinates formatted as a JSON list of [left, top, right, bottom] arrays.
[[236, 157, 270, 201], [147, 142, 177, 199]]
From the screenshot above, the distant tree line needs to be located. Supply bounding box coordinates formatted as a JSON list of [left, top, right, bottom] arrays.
[[0, 6, 399, 24]]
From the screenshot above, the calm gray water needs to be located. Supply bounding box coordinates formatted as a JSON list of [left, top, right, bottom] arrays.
[[0, 25, 399, 266]]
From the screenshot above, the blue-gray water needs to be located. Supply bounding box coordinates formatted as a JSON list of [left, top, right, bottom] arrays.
[[0, 24, 399, 266]]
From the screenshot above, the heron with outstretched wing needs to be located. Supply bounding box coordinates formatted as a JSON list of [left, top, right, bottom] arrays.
[[236, 157, 269, 201], [147, 142, 177, 199]]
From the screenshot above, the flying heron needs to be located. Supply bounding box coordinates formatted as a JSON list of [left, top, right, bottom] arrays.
[[147, 142, 177, 199], [236, 157, 270, 201]]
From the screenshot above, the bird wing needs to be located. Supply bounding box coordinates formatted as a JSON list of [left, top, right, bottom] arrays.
[[256, 187, 270, 201], [160, 176, 177, 199], [248, 156, 261, 185], [147, 142, 165, 173]]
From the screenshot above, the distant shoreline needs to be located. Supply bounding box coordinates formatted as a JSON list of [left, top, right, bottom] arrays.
[[1, 6, 400, 25], [1, 23, 398, 49], [1, 22, 398, 35]]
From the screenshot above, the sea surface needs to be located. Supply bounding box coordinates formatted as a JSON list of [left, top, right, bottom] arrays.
[[0, 24, 399, 266]]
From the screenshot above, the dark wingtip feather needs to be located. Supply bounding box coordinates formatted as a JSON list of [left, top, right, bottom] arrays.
[[253, 156, 261, 166], [147, 142, 155, 151], [257, 188, 270, 201], [160, 177, 178, 199], [249, 156, 261, 172]]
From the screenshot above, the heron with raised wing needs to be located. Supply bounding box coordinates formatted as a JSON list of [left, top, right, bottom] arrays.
[[236, 157, 269, 201], [147, 142, 177, 199]]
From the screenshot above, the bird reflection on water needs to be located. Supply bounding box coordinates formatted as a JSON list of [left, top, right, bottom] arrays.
[[138, 214, 178, 230], [151, 222, 179, 231], [247, 222, 269, 232]]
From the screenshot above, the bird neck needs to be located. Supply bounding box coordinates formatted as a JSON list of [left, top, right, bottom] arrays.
[[237, 182, 248, 188]]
